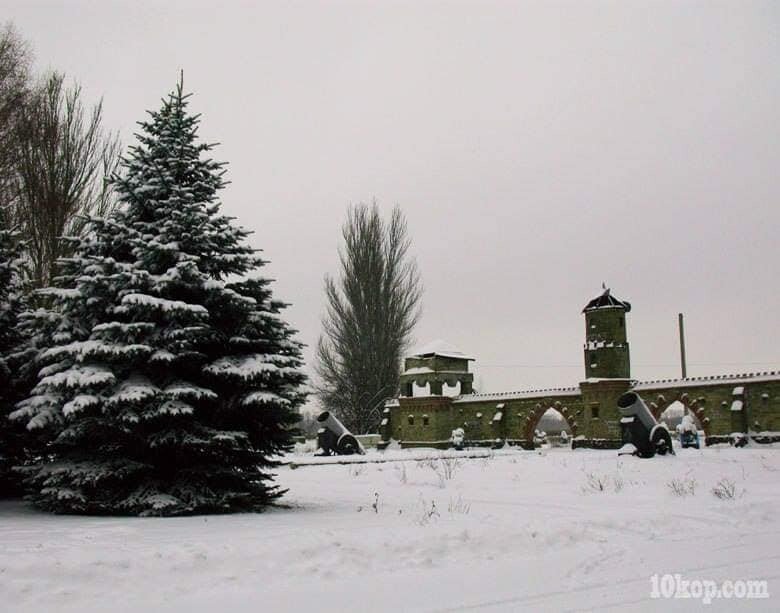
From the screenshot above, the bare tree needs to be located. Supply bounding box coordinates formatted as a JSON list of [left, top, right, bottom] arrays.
[[0, 23, 32, 215], [316, 203, 422, 433], [12, 71, 120, 288]]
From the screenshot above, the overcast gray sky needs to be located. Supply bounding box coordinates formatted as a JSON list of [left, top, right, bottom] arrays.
[[7, 0, 780, 399]]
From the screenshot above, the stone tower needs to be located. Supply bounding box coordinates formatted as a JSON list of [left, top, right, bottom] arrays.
[[583, 288, 631, 379]]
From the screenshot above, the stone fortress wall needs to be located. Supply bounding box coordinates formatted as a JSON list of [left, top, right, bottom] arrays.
[[381, 289, 780, 449]]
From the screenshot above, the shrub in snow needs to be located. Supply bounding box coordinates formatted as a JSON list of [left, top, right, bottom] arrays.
[[0, 211, 31, 497], [711, 478, 740, 500], [447, 494, 471, 514], [415, 497, 440, 525], [582, 471, 624, 494], [667, 477, 696, 497], [439, 457, 461, 481], [419, 455, 461, 487], [11, 81, 307, 515]]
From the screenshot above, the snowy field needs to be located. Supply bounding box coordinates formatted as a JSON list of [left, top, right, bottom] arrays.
[[2, 446, 779, 612]]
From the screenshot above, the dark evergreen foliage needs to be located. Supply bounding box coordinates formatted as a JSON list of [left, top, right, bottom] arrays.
[[0, 207, 28, 497], [12, 81, 306, 515]]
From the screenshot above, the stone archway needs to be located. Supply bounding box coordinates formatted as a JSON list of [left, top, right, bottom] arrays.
[[441, 376, 462, 398], [523, 401, 579, 442], [649, 392, 710, 438]]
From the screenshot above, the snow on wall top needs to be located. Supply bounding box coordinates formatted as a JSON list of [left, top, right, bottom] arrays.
[[452, 385, 581, 403], [407, 339, 474, 361], [386, 370, 780, 408], [402, 366, 435, 376], [633, 370, 780, 391]]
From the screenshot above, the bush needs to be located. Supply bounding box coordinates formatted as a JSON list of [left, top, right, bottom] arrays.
[[582, 472, 624, 494], [711, 478, 740, 500], [448, 495, 471, 514], [668, 477, 697, 497], [418, 455, 462, 487]]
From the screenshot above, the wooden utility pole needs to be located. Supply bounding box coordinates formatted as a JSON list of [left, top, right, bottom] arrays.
[[678, 313, 687, 379]]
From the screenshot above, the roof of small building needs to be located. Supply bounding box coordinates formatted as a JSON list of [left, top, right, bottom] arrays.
[[407, 339, 475, 361], [583, 287, 631, 313]]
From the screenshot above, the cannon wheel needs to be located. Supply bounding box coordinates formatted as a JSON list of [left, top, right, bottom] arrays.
[[650, 426, 674, 456], [336, 433, 361, 455]]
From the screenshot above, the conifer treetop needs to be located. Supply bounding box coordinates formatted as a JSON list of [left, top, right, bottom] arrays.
[[111, 78, 261, 281]]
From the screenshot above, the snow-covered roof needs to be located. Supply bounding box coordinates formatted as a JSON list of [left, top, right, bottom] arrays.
[[452, 386, 581, 403], [387, 370, 780, 407], [402, 366, 435, 376], [633, 371, 780, 391], [407, 339, 474, 361], [582, 288, 631, 313]]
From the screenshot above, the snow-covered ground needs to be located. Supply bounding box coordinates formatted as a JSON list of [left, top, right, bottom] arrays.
[[2, 446, 779, 612]]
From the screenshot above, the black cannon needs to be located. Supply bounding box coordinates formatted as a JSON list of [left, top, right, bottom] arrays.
[[316, 411, 365, 456], [617, 391, 674, 458]]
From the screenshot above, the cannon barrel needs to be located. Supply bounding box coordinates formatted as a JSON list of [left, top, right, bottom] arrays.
[[316, 411, 365, 455], [317, 411, 350, 438], [617, 391, 673, 457], [617, 391, 658, 430]]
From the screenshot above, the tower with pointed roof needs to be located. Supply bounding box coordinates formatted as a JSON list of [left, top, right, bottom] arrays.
[[583, 287, 631, 379]]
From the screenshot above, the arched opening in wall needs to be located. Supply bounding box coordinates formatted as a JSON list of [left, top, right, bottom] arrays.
[[412, 382, 431, 397], [658, 401, 686, 431], [442, 381, 461, 397], [531, 407, 573, 448], [659, 400, 704, 445]]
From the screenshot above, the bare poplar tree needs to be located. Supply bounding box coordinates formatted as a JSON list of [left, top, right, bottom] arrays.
[[12, 71, 120, 288], [316, 203, 422, 433]]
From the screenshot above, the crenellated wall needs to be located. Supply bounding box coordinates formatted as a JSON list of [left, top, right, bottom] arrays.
[[632, 373, 780, 443], [383, 372, 780, 448]]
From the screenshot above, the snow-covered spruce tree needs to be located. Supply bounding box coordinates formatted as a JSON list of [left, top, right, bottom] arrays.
[[0, 207, 29, 496], [12, 81, 307, 515]]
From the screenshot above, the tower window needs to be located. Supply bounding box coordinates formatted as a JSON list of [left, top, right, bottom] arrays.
[[423, 414, 429, 426], [591, 405, 600, 419], [408, 415, 414, 426]]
